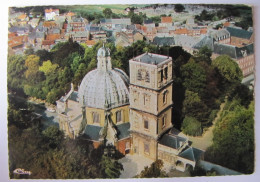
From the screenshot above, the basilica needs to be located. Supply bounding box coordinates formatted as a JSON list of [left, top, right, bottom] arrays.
[[56, 45, 203, 172]]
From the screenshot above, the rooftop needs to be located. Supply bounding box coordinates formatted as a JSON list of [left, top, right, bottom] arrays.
[[132, 53, 171, 65], [159, 133, 187, 149]]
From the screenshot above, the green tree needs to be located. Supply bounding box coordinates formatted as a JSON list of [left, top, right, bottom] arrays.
[[42, 126, 64, 149], [181, 116, 202, 136], [138, 160, 168, 178], [182, 90, 208, 122], [181, 58, 207, 94], [7, 55, 26, 93], [24, 55, 41, 83], [205, 100, 254, 174], [174, 4, 185, 13], [212, 55, 243, 84], [100, 155, 123, 178], [39, 60, 59, 75], [103, 8, 113, 18]]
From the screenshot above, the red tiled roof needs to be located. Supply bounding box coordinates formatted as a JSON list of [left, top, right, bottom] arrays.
[[18, 14, 27, 20], [223, 22, 230, 27], [43, 21, 57, 27], [161, 16, 172, 23], [46, 34, 61, 41], [42, 40, 55, 45], [45, 8, 59, 13], [86, 40, 96, 45], [200, 28, 207, 34], [174, 28, 188, 35], [66, 12, 75, 16]]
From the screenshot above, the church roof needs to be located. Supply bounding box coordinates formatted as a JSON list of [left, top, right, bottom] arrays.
[[78, 46, 130, 109], [116, 122, 130, 140], [226, 27, 253, 40], [159, 133, 187, 149], [133, 53, 170, 65], [83, 125, 102, 141], [153, 36, 175, 46], [178, 147, 204, 162]]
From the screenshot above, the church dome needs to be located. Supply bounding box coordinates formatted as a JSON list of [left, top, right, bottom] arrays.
[[78, 46, 129, 109]]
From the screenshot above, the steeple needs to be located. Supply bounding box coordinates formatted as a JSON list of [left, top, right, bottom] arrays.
[[97, 44, 112, 71]]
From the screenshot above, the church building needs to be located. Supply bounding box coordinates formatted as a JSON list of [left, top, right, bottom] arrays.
[[56, 45, 203, 171]]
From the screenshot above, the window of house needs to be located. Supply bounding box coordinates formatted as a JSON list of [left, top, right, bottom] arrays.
[[116, 110, 122, 123], [164, 67, 168, 79], [137, 69, 142, 80], [162, 115, 166, 128], [163, 90, 167, 104], [144, 120, 149, 129], [145, 71, 150, 83], [144, 143, 150, 154], [92, 112, 100, 123], [160, 70, 163, 82]]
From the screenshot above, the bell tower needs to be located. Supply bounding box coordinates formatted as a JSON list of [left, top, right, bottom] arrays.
[[129, 53, 173, 160]]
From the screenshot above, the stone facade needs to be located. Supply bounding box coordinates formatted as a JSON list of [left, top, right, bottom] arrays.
[[129, 53, 173, 160]]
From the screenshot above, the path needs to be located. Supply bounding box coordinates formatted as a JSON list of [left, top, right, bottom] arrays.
[[119, 154, 154, 178], [184, 102, 225, 151]]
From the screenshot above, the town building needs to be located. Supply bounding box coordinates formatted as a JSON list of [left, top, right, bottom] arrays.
[[45, 8, 59, 21]]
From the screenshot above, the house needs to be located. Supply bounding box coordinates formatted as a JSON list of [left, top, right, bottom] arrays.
[[226, 27, 254, 47], [144, 19, 155, 28], [71, 31, 89, 43], [174, 35, 200, 54], [213, 43, 254, 77], [45, 8, 59, 21], [152, 36, 175, 47], [133, 31, 144, 42], [174, 28, 188, 36], [28, 18, 40, 28], [68, 17, 88, 32], [159, 16, 173, 27], [100, 18, 131, 29], [28, 31, 45, 46], [41, 40, 55, 50], [208, 29, 230, 44], [115, 32, 131, 47], [8, 25, 33, 36], [86, 39, 96, 47]]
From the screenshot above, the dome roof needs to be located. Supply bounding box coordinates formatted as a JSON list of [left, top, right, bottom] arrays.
[[79, 68, 129, 109]]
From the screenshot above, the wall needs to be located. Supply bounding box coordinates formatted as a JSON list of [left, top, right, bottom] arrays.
[[199, 160, 242, 175], [131, 133, 157, 160]]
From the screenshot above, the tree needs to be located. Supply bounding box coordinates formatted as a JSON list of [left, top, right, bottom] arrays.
[[137, 160, 168, 178], [181, 58, 207, 94], [39, 60, 59, 76], [103, 8, 113, 18], [100, 155, 123, 178], [42, 126, 64, 149], [181, 116, 202, 136], [182, 90, 209, 122], [7, 55, 26, 93], [174, 4, 185, 13], [205, 100, 254, 174], [24, 55, 41, 83], [212, 55, 243, 84]]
